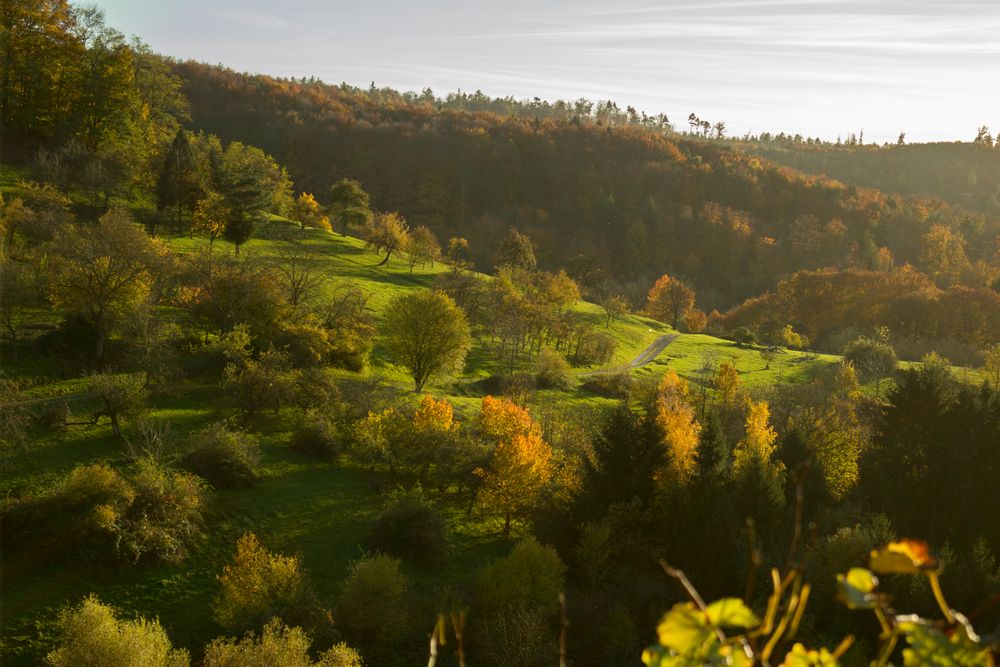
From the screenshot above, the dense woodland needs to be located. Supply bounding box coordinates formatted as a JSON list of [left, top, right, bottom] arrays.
[[2, 1, 1000, 666]]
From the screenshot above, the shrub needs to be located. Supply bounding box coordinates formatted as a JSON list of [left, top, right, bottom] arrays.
[[843, 336, 898, 382], [729, 326, 757, 347], [1, 463, 133, 559], [185, 422, 262, 487], [224, 348, 294, 420], [574, 331, 617, 366], [477, 606, 552, 667], [202, 619, 363, 667], [118, 458, 206, 563], [289, 410, 340, 462], [214, 532, 313, 633], [581, 369, 633, 398], [477, 538, 566, 614], [369, 489, 448, 565], [534, 349, 574, 390], [337, 554, 409, 649], [1, 461, 204, 564], [45, 595, 189, 667]]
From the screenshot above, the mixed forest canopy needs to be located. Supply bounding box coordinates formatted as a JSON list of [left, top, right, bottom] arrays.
[[1, 1, 1000, 666]]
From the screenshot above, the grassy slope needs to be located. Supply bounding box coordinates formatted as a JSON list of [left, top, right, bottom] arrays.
[[3, 207, 981, 662]]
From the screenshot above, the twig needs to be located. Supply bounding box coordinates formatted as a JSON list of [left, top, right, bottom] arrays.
[[660, 560, 728, 643]]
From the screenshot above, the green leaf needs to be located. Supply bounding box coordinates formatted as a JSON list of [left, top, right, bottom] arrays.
[[706, 598, 760, 630], [836, 567, 879, 610], [897, 618, 988, 667], [656, 603, 717, 657], [780, 643, 840, 666]]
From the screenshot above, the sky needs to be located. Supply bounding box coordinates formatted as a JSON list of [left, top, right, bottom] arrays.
[[96, 0, 1000, 143]]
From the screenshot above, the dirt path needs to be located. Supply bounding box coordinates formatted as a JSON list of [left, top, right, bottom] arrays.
[[579, 333, 679, 376]]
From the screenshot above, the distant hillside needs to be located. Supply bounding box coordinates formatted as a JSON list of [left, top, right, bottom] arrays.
[[734, 140, 1000, 216], [173, 61, 1000, 313]]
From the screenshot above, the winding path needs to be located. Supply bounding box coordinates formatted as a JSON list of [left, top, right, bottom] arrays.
[[579, 333, 679, 376]]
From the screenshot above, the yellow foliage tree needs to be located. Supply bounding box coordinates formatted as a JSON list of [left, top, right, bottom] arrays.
[[213, 532, 309, 632], [714, 361, 741, 408], [191, 190, 229, 246], [291, 192, 331, 232], [477, 430, 553, 535], [733, 399, 778, 474], [655, 370, 701, 485], [403, 394, 459, 478], [412, 394, 455, 434], [478, 395, 536, 443]]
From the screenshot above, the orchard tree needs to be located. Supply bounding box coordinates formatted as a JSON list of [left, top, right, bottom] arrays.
[[406, 225, 441, 272], [843, 336, 898, 399], [494, 227, 537, 271], [363, 211, 410, 266], [382, 290, 471, 391], [191, 190, 228, 247], [0, 255, 41, 362], [328, 178, 371, 235], [645, 273, 696, 328], [601, 294, 629, 328], [48, 208, 165, 361], [290, 192, 331, 231]]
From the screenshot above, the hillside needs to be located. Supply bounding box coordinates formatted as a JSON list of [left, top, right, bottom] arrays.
[[734, 139, 1000, 217], [0, 217, 860, 665], [172, 62, 1000, 315]]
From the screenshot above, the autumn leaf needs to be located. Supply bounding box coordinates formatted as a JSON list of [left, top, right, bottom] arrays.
[[869, 540, 940, 575]]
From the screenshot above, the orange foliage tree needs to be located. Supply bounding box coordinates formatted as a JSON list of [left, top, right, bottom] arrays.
[[645, 274, 696, 328]]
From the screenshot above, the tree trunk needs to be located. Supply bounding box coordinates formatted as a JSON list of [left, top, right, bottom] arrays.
[[95, 316, 106, 363], [503, 513, 511, 536]]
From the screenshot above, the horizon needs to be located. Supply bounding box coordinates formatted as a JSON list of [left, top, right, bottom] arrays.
[[95, 0, 1000, 144]]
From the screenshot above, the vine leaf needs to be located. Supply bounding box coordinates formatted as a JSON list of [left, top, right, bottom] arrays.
[[869, 540, 940, 575], [707, 598, 760, 630], [836, 568, 879, 610]]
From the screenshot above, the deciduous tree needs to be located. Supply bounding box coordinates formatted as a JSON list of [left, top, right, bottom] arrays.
[[48, 208, 164, 360], [645, 274, 696, 328], [382, 290, 471, 391]]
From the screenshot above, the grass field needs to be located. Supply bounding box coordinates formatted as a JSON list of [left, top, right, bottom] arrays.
[[0, 210, 986, 664]]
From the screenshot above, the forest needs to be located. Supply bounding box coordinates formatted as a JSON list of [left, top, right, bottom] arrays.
[[1, 1, 999, 666]]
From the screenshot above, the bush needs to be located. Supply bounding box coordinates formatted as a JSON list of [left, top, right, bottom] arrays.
[[573, 331, 617, 366], [185, 422, 261, 487], [729, 326, 757, 347], [1, 463, 134, 559], [581, 369, 633, 398], [843, 337, 899, 382], [337, 554, 409, 650], [477, 538, 566, 614], [203, 619, 362, 667], [214, 532, 313, 634], [534, 349, 574, 390], [289, 410, 340, 462], [1, 461, 204, 564], [118, 458, 206, 563], [369, 489, 448, 565], [45, 595, 189, 667], [477, 607, 552, 667]]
